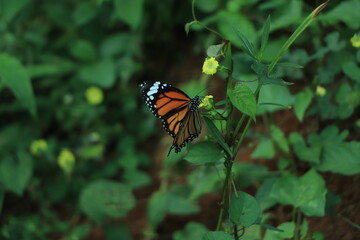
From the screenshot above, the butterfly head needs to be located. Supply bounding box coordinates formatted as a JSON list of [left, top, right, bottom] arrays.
[[189, 96, 202, 112]]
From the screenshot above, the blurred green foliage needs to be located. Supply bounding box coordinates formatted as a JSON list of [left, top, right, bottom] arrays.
[[0, 0, 359, 239]]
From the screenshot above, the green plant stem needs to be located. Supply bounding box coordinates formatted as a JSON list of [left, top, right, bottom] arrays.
[[293, 208, 302, 240], [234, 114, 246, 139], [216, 84, 262, 231], [216, 155, 234, 230], [191, 0, 224, 39]]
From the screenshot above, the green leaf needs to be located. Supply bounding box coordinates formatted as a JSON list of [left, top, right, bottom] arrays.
[[185, 21, 196, 36], [289, 132, 321, 164], [0, 0, 30, 22], [0, 152, 33, 196], [203, 117, 232, 157], [270, 125, 289, 153], [270, 169, 327, 216], [68, 224, 92, 240], [79, 179, 135, 222], [271, 0, 302, 31], [264, 222, 295, 240], [320, 0, 360, 29], [69, 39, 97, 62], [113, 0, 144, 30], [148, 191, 199, 228], [229, 191, 261, 227], [233, 162, 269, 188], [27, 59, 76, 78], [148, 191, 168, 227], [195, 0, 219, 13], [317, 142, 360, 175], [78, 59, 116, 88], [123, 169, 151, 189], [0, 53, 37, 117], [202, 231, 234, 240], [188, 168, 220, 200], [257, 84, 295, 114], [342, 61, 360, 83], [294, 87, 313, 121], [259, 15, 271, 60], [228, 83, 257, 120], [312, 231, 325, 240], [206, 44, 224, 57], [268, 1, 329, 73], [72, 1, 97, 26], [185, 142, 225, 164], [251, 138, 275, 159], [104, 223, 132, 240], [300, 219, 309, 240], [167, 194, 200, 215], [217, 11, 257, 49], [251, 62, 293, 86], [256, 177, 278, 210], [173, 222, 208, 240], [234, 28, 258, 60]]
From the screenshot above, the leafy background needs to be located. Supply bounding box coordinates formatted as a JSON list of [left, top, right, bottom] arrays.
[[0, 0, 359, 239]]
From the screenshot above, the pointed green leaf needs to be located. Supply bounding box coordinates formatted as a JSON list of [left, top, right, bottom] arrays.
[[203, 117, 232, 157], [251, 138, 275, 159], [0, 53, 37, 117], [185, 21, 196, 36], [233, 28, 258, 60], [268, 1, 329, 73], [148, 191, 168, 228], [206, 43, 224, 57], [270, 169, 327, 216], [317, 142, 360, 175], [259, 15, 271, 59], [294, 87, 313, 121], [228, 83, 256, 120], [185, 142, 225, 164], [229, 191, 261, 227], [0, 152, 33, 196], [113, 0, 144, 30]]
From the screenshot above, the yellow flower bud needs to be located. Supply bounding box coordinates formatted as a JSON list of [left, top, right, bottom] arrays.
[[350, 34, 360, 48], [30, 139, 48, 156], [316, 85, 326, 97], [57, 149, 75, 174], [202, 57, 219, 75], [85, 86, 104, 105], [199, 95, 214, 110]]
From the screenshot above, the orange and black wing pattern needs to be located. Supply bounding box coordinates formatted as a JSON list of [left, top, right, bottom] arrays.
[[140, 81, 202, 154]]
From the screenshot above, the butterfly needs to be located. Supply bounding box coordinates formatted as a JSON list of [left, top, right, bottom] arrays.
[[140, 81, 202, 155]]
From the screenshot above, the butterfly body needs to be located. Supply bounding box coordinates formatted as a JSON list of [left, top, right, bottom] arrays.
[[140, 81, 202, 155]]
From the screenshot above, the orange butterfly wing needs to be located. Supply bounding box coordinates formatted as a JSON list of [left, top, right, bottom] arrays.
[[140, 81, 202, 154]]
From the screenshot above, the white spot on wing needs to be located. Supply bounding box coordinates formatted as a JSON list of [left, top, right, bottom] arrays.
[[147, 89, 158, 96]]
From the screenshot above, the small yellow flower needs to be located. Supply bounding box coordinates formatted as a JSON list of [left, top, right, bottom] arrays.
[[202, 57, 219, 75], [57, 149, 75, 174], [85, 86, 104, 105], [350, 34, 360, 48], [316, 85, 326, 97], [199, 95, 214, 110], [30, 139, 48, 156]]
